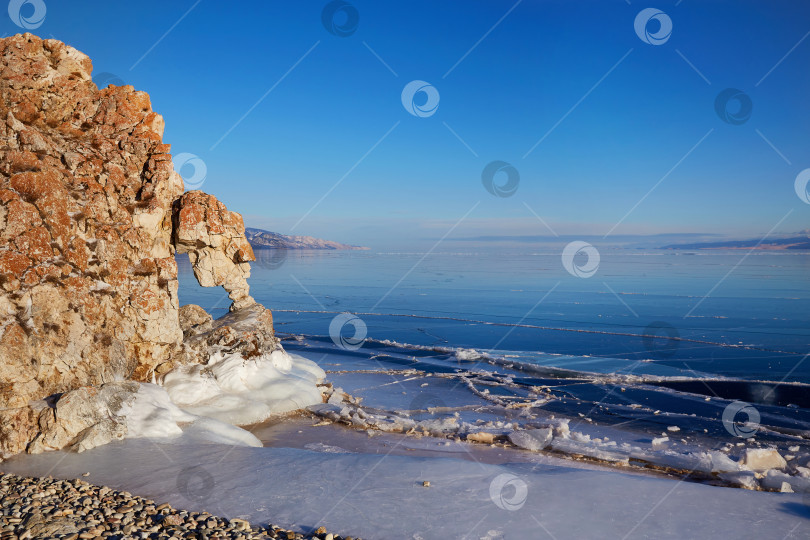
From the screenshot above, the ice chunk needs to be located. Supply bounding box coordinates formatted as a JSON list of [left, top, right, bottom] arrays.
[[455, 348, 490, 361], [740, 448, 787, 472], [550, 438, 630, 464], [718, 471, 758, 490], [551, 419, 570, 438], [760, 470, 810, 493], [466, 432, 496, 444], [708, 451, 742, 473], [651, 436, 668, 450], [508, 428, 553, 451], [328, 387, 345, 405]]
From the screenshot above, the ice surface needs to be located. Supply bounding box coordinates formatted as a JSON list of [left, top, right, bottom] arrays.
[[2, 438, 807, 540], [291, 340, 810, 492]]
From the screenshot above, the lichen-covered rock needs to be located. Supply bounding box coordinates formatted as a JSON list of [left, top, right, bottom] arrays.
[[173, 191, 256, 311], [0, 33, 184, 418], [0, 34, 271, 459], [0, 406, 37, 457], [178, 303, 214, 338]]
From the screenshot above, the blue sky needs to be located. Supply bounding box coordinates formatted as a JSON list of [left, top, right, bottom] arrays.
[[7, 0, 810, 248]]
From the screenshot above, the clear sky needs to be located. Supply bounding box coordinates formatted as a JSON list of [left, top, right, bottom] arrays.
[[7, 0, 810, 249]]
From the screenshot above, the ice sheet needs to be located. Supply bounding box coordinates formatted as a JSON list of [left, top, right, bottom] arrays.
[[297, 341, 810, 492], [1, 439, 807, 540]]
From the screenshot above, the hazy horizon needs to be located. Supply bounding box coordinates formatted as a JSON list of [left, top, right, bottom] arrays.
[[241, 220, 810, 251]]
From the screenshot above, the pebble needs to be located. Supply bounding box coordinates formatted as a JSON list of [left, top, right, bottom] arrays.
[[0, 471, 351, 540]]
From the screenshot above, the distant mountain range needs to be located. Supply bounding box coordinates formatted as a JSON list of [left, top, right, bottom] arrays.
[[244, 227, 368, 250], [663, 233, 810, 251]]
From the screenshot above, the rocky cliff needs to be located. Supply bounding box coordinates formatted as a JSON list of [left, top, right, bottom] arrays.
[[0, 34, 273, 458]]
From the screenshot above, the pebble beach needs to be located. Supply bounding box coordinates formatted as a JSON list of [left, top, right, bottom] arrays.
[[0, 472, 351, 540]]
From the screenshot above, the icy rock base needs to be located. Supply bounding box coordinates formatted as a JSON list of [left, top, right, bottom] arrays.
[[23, 348, 326, 456]]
